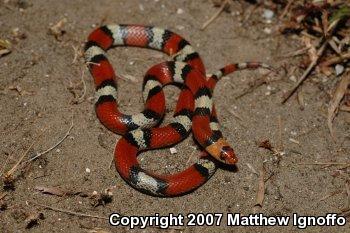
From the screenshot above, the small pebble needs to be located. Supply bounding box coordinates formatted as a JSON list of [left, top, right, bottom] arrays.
[[139, 4, 144, 11], [263, 9, 274, 20], [289, 138, 300, 144], [176, 25, 185, 30], [170, 147, 177, 154], [177, 8, 184, 14], [263, 27, 272, 34], [56, 148, 60, 153], [289, 75, 297, 82], [85, 168, 91, 173], [335, 64, 344, 76]]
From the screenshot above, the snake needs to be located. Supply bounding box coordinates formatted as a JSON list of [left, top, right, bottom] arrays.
[[84, 24, 271, 196]]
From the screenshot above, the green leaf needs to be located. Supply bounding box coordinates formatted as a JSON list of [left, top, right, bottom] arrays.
[[330, 5, 350, 23]]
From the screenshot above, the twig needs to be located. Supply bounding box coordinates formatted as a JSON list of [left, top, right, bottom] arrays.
[[279, 0, 293, 20], [201, 0, 229, 30], [0, 192, 7, 200], [186, 149, 198, 166], [298, 162, 350, 166], [319, 52, 350, 68], [0, 152, 12, 177], [327, 73, 350, 140], [29, 201, 108, 220], [235, 76, 267, 99], [246, 163, 259, 176], [30, 201, 184, 230], [282, 18, 341, 104], [242, 4, 258, 24], [71, 45, 80, 64], [279, 47, 310, 58], [318, 189, 343, 202], [281, 40, 328, 104], [24, 120, 74, 164], [297, 85, 305, 110], [227, 109, 243, 121], [346, 181, 350, 210], [4, 128, 48, 178], [109, 156, 114, 170], [253, 162, 266, 212], [118, 74, 138, 83], [75, 70, 87, 104], [277, 115, 283, 151], [340, 105, 350, 112]]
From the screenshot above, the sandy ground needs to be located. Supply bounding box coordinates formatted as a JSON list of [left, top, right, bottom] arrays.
[[1, 0, 350, 232]]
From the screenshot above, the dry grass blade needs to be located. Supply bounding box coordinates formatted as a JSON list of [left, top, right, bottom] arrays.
[[340, 105, 350, 112], [279, 0, 293, 20], [327, 72, 350, 140], [346, 181, 350, 209], [0, 192, 7, 200], [282, 40, 328, 103], [201, 0, 230, 30], [34, 186, 84, 197], [319, 189, 343, 202], [298, 162, 350, 166], [29, 201, 108, 220], [3, 128, 47, 179], [319, 52, 350, 68], [24, 120, 74, 163]]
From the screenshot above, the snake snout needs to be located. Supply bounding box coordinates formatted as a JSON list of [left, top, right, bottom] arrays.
[[219, 146, 238, 165]]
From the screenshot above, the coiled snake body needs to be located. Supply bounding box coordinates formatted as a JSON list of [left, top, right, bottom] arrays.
[[84, 24, 270, 196]]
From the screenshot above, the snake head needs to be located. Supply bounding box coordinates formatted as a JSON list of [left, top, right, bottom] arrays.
[[219, 146, 238, 165], [206, 138, 238, 165]]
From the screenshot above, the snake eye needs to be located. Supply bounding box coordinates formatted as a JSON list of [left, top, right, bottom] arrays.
[[220, 146, 238, 164]]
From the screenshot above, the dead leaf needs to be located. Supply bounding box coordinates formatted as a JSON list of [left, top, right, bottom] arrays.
[[0, 39, 12, 57], [90, 189, 113, 207], [48, 18, 67, 40], [258, 139, 274, 151], [321, 10, 329, 37], [327, 73, 350, 140], [302, 36, 318, 62], [253, 163, 266, 212]]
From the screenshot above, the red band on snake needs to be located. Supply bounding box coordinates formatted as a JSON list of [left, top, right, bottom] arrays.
[[85, 24, 271, 196]]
